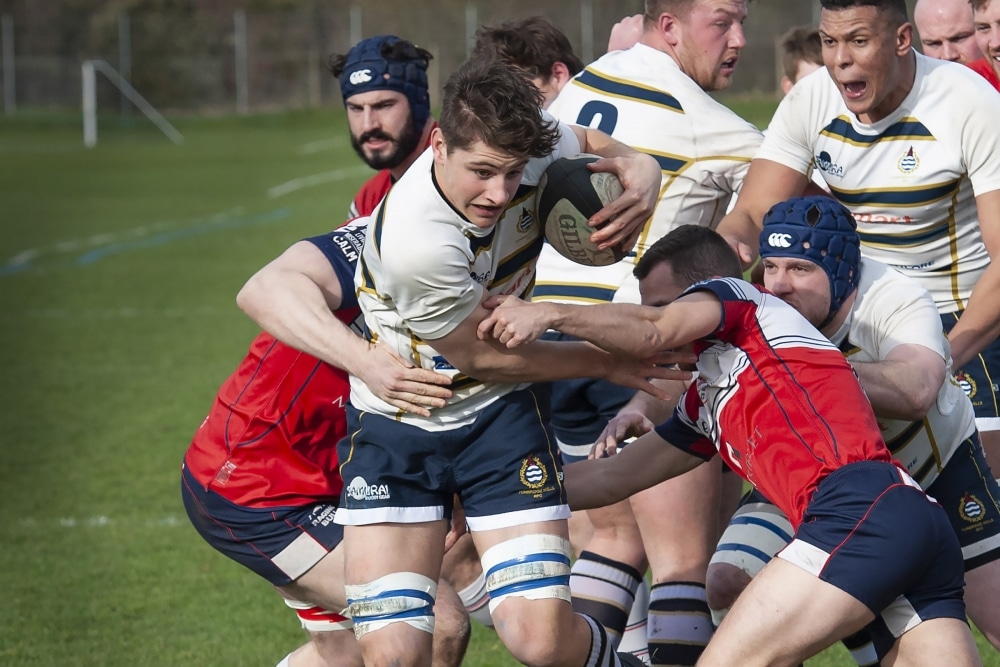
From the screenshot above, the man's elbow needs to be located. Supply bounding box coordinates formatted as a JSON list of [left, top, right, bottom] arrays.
[[235, 273, 264, 318]]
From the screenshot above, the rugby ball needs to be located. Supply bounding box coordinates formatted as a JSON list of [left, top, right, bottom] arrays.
[[537, 154, 627, 267]]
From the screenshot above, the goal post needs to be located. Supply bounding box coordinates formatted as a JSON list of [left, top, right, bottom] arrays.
[[81, 59, 183, 148]]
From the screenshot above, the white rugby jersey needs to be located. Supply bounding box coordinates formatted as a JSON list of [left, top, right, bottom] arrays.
[[830, 258, 976, 487], [352, 121, 581, 430], [538, 43, 763, 305], [758, 53, 1000, 313]]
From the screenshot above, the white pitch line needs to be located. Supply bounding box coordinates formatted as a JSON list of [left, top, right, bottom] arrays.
[[297, 137, 348, 155], [17, 515, 186, 528], [267, 165, 370, 199]]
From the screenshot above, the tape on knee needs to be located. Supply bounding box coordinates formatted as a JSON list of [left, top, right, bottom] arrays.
[[344, 572, 437, 639], [283, 598, 353, 632], [480, 534, 572, 614]]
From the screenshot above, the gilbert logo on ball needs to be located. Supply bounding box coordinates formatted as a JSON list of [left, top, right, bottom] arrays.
[[537, 154, 627, 267]]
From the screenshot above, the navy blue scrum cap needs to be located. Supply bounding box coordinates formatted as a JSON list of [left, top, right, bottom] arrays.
[[338, 35, 430, 131], [759, 195, 861, 324]]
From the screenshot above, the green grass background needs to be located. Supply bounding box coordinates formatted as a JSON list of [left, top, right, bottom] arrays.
[[0, 101, 995, 666]]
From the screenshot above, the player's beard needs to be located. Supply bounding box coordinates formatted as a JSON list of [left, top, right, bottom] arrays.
[[350, 116, 422, 171]]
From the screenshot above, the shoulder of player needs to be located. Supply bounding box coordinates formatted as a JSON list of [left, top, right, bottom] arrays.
[[917, 53, 1000, 106], [852, 258, 936, 324]]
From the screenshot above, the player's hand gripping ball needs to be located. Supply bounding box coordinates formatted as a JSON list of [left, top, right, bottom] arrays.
[[537, 154, 628, 267]]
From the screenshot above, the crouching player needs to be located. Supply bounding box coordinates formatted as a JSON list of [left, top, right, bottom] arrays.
[[705, 196, 1000, 662], [478, 221, 982, 666], [180, 217, 469, 667]]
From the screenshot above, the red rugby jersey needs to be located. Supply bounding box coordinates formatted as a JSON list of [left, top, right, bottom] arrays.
[[655, 278, 894, 527]]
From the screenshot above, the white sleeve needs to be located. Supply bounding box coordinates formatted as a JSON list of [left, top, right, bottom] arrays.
[[377, 230, 483, 341], [861, 267, 948, 361], [959, 76, 1000, 197], [753, 81, 818, 176]]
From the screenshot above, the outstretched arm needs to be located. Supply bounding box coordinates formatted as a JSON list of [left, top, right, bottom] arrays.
[[564, 429, 704, 510], [478, 291, 723, 359], [431, 298, 692, 400], [237, 240, 453, 416]]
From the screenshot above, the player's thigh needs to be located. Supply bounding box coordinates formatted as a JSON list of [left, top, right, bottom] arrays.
[[281, 542, 349, 612], [440, 532, 482, 591], [882, 617, 982, 667], [703, 557, 873, 667], [630, 456, 724, 579], [343, 522, 447, 584]]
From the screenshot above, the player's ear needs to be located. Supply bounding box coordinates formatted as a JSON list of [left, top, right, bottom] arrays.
[[659, 12, 681, 47], [431, 127, 448, 164], [895, 21, 913, 56], [549, 62, 573, 92]]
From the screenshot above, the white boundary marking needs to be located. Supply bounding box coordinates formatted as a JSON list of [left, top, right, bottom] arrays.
[[18, 515, 186, 528], [267, 165, 370, 199]]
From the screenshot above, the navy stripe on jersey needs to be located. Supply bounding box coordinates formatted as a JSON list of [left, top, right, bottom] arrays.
[[532, 283, 617, 303], [492, 234, 544, 288], [830, 179, 961, 208], [646, 150, 689, 174], [467, 227, 496, 257], [224, 339, 324, 452], [819, 115, 935, 145], [858, 225, 951, 247], [574, 69, 684, 113], [306, 224, 367, 311]]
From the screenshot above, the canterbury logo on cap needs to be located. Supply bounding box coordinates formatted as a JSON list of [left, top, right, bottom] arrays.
[[767, 233, 792, 248], [349, 69, 372, 85]]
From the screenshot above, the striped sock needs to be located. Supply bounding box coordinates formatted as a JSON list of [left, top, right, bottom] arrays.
[[618, 577, 650, 663], [647, 582, 713, 666], [581, 613, 624, 667], [571, 551, 644, 647], [457, 572, 493, 628]]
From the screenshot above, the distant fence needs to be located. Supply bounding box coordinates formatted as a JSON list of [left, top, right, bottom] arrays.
[[0, 0, 914, 117]]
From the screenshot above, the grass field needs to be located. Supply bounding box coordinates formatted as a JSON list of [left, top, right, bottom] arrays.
[[1, 102, 996, 666]]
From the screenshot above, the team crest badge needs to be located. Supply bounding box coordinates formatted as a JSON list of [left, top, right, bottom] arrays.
[[517, 208, 534, 233], [959, 492, 986, 523], [953, 371, 977, 399], [520, 455, 548, 490], [897, 146, 919, 174]]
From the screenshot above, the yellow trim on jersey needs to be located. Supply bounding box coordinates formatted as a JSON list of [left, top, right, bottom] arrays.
[[819, 115, 937, 147]]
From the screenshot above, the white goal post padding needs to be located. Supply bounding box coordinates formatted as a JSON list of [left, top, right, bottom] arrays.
[[82, 59, 183, 148]]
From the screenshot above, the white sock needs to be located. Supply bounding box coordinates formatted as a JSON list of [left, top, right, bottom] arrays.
[[618, 577, 649, 662], [457, 572, 494, 627]]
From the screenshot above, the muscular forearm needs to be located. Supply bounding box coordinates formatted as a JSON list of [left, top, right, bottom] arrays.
[[451, 340, 614, 384], [548, 302, 667, 358], [947, 265, 1000, 370], [851, 358, 941, 421], [237, 269, 368, 375]]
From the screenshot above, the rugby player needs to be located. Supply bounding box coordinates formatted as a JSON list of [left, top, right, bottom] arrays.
[[477, 222, 982, 667]]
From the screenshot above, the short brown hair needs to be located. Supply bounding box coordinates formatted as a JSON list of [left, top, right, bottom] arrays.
[[472, 16, 584, 79], [780, 26, 823, 81], [970, 0, 991, 11], [644, 0, 697, 28], [634, 225, 743, 287], [438, 58, 561, 160]]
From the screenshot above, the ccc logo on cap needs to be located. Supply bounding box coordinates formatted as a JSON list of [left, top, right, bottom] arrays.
[[768, 233, 792, 248], [349, 69, 372, 85]]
